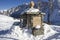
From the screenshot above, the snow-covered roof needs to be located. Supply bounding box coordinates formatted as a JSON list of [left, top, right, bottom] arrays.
[[26, 8, 39, 12], [21, 8, 45, 15]]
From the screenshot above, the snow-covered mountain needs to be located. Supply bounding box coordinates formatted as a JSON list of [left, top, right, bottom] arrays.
[[0, 10, 7, 15], [10, 4, 29, 18]]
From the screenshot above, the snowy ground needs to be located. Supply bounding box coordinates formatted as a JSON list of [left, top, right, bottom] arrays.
[[0, 15, 60, 40]]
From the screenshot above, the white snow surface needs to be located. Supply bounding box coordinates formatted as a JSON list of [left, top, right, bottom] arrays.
[[0, 15, 14, 31], [26, 8, 39, 12], [35, 25, 41, 29], [0, 15, 60, 40]]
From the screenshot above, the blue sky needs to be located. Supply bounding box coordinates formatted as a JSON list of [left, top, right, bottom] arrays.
[[0, 0, 31, 10], [0, 0, 48, 10]]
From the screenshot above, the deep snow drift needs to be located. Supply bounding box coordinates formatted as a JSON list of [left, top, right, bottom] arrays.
[[0, 15, 60, 40]]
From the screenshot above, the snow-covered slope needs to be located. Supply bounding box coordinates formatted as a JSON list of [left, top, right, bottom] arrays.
[[0, 15, 14, 31]]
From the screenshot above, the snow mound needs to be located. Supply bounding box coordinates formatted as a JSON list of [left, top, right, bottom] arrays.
[[50, 25, 60, 32], [43, 24, 57, 39], [0, 15, 14, 31], [0, 23, 58, 40]]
